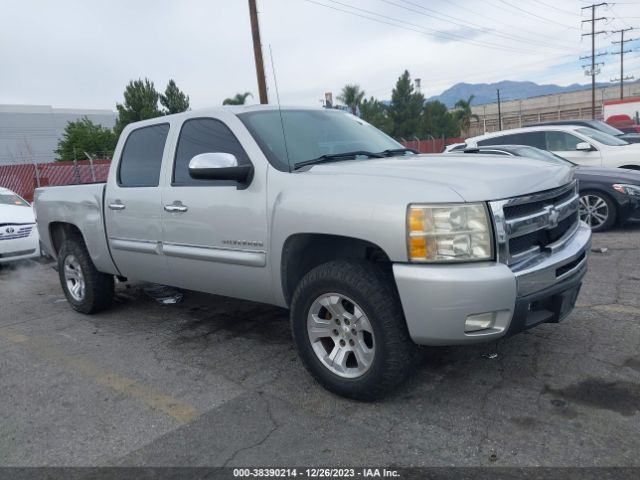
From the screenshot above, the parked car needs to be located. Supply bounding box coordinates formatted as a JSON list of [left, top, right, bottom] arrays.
[[450, 145, 640, 232], [443, 142, 466, 152], [35, 106, 591, 400], [466, 125, 640, 169], [0, 187, 40, 264], [528, 119, 640, 144]]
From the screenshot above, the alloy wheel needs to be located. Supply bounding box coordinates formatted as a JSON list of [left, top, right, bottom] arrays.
[[307, 293, 375, 379]]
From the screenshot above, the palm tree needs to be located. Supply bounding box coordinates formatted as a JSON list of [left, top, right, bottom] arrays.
[[338, 84, 366, 115], [223, 92, 253, 105], [454, 95, 480, 135]]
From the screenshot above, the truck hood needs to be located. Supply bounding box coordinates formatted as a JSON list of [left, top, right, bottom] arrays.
[[0, 204, 36, 225], [303, 154, 575, 202]]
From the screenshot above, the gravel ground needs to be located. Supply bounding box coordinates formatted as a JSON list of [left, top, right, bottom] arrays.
[[0, 226, 639, 467]]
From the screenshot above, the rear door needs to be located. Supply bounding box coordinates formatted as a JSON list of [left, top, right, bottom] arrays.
[[544, 130, 602, 166], [104, 123, 171, 283], [159, 114, 271, 303]]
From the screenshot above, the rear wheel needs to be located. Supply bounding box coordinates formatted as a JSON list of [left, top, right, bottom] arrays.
[[58, 237, 114, 313], [579, 190, 616, 232], [290, 260, 416, 400]]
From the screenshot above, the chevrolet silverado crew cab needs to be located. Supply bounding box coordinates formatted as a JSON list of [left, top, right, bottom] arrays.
[[35, 106, 591, 400]]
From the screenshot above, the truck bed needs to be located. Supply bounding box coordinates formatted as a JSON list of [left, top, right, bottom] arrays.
[[34, 183, 119, 275]]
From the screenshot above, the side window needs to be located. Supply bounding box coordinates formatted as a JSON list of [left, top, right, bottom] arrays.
[[477, 132, 544, 149], [545, 131, 581, 151], [173, 118, 251, 186], [118, 124, 170, 187]]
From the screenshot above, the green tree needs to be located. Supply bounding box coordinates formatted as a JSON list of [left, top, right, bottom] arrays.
[[223, 92, 253, 105], [421, 101, 460, 138], [360, 96, 393, 135], [453, 95, 480, 135], [55, 117, 117, 161], [337, 84, 366, 115], [114, 78, 162, 135], [160, 79, 190, 114], [388, 70, 424, 139]]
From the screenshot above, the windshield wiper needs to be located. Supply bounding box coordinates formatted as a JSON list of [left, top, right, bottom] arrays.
[[377, 148, 418, 157], [293, 151, 384, 170]]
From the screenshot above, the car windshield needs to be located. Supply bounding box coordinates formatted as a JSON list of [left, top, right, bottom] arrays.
[[511, 146, 575, 166], [576, 127, 629, 146], [589, 121, 625, 137], [0, 193, 30, 207], [238, 109, 404, 171]]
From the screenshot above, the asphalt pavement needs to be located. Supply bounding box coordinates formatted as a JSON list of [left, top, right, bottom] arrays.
[[1, 226, 639, 467]]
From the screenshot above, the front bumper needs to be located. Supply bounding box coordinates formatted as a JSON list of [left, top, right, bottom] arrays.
[[0, 231, 40, 264], [393, 222, 591, 346]]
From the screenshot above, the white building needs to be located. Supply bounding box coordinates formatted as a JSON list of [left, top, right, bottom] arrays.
[[0, 104, 116, 165]]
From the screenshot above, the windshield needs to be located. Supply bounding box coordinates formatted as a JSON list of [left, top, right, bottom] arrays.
[[511, 146, 575, 166], [238, 109, 403, 171], [0, 193, 30, 207], [577, 127, 629, 146], [589, 120, 625, 137]]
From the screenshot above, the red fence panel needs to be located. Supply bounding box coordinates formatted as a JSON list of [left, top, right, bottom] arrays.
[[0, 160, 111, 203], [400, 137, 465, 154]]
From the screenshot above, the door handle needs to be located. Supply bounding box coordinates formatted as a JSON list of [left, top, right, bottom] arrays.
[[164, 202, 188, 213], [108, 202, 126, 211]]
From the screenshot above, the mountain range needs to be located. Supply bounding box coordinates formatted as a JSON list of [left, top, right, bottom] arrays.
[[427, 80, 614, 108]]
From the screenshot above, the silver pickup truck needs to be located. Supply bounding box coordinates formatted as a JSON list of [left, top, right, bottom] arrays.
[[35, 106, 591, 399]]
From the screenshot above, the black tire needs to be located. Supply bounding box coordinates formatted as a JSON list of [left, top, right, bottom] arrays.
[[290, 259, 417, 400], [58, 236, 114, 314], [579, 190, 617, 232]]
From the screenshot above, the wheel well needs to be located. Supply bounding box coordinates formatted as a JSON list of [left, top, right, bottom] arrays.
[[281, 234, 391, 306], [620, 165, 640, 171], [49, 222, 84, 256]]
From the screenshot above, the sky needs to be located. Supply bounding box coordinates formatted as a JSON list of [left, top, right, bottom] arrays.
[[1, 0, 639, 111]]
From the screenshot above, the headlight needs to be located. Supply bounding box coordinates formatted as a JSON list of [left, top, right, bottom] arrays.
[[407, 203, 493, 262], [613, 184, 640, 196]]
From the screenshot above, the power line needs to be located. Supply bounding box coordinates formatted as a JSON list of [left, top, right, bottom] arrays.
[[530, 0, 578, 16], [496, 0, 581, 29], [302, 0, 570, 55], [383, 0, 577, 53]]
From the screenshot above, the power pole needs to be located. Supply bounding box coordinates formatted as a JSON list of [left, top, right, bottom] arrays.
[[497, 89, 502, 130], [248, 0, 268, 104], [611, 28, 635, 100], [581, 3, 607, 119]]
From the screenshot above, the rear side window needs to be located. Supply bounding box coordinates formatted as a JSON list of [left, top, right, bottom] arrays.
[[118, 124, 170, 187], [477, 132, 544, 149], [173, 118, 251, 186]]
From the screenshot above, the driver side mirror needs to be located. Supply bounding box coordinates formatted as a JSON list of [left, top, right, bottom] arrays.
[[188, 152, 253, 184], [575, 142, 594, 152]]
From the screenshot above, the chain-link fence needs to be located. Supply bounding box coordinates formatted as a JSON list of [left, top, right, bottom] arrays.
[[0, 160, 111, 203]]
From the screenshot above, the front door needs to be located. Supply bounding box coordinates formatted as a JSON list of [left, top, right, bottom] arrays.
[[104, 123, 170, 283], [160, 115, 271, 304]]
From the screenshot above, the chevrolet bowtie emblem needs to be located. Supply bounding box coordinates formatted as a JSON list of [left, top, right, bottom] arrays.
[[546, 206, 560, 229]]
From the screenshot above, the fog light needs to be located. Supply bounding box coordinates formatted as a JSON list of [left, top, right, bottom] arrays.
[[465, 312, 497, 332]]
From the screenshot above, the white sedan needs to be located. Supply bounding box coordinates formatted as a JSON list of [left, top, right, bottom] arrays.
[[0, 187, 40, 264]]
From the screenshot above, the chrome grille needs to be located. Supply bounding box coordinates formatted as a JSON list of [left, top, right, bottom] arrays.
[[490, 182, 580, 266], [0, 224, 35, 241]]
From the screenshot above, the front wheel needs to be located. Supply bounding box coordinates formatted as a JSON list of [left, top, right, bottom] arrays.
[[58, 237, 114, 314], [579, 190, 617, 232], [290, 260, 416, 400]]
